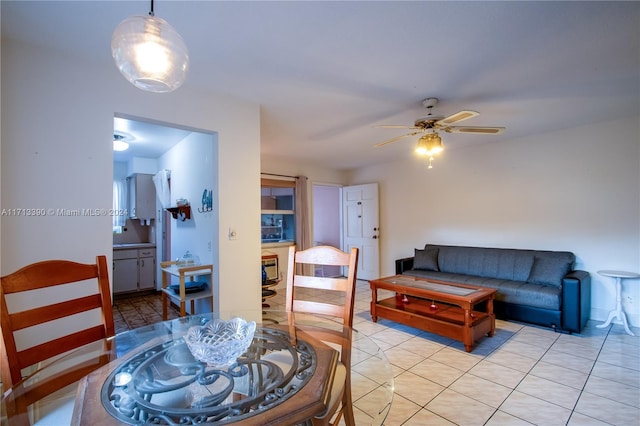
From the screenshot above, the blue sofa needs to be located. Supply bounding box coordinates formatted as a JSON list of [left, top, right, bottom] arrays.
[[395, 244, 591, 333]]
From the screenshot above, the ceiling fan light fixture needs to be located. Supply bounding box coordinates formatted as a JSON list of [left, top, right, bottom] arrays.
[[415, 138, 429, 156], [111, 0, 189, 93], [415, 132, 443, 156], [375, 98, 504, 170]]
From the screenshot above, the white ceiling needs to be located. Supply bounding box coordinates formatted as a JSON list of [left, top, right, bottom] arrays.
[[112, 116, 193, 163], [3, 1, 638, 170]]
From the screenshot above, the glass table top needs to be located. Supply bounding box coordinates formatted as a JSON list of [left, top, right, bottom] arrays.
[[381, 276, 479, 296]]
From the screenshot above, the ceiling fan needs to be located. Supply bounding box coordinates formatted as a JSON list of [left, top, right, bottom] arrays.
[[374, 98, 505, 167]]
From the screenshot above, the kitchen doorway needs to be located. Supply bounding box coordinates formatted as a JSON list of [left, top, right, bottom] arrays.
[[112, 114, 218, 298]]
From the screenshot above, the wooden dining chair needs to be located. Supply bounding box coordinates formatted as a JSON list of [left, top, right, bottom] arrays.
[[0, 255, 116, 424], [285, 245, 359, 426]]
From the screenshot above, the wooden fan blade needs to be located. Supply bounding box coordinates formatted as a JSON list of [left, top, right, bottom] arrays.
[[436, 110, 479, 126], [374, 131, 423, 147], [375, 125, 421, 129], [443, 126, 505, 134]]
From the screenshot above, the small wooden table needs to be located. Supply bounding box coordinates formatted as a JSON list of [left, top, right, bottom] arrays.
[[370, 275, 496, 352], [161, 261, 214, 320]]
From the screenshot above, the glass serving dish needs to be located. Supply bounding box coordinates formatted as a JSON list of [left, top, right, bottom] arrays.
[[184, 317, 256, 367], [175, 250, 200, 267]]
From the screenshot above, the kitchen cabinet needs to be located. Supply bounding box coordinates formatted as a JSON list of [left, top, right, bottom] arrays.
[[128, 173, 156, 220], [113, 250, 138, 293], [113, 246, 156, 294], [138, 248, 155, 290]]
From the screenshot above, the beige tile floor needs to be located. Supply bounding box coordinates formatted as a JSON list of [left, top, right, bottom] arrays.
[[115, 281, 640, 425]]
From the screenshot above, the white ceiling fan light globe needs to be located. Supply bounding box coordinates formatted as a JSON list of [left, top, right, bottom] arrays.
[[415, 137, 429, 156], [427, 133, 444, 154], [113, 140, 130, 151], [111, 15, 189, 93]]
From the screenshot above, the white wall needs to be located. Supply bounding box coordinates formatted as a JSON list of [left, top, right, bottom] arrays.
[[128, 157, 158, 176], [158, 131, 219, 313], [348, 117, 640, 327], [1, 39, 262, 318], [313, 184, 341, 247], [312, 185, 342, 278]]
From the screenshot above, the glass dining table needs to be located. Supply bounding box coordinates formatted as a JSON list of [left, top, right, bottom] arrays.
[[1, 310, 394, 425]]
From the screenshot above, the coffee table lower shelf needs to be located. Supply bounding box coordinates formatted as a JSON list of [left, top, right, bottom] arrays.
[[373, 295, 494, 352]]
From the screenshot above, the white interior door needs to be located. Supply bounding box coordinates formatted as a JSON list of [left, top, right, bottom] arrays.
[[342, 183, 380, 280]]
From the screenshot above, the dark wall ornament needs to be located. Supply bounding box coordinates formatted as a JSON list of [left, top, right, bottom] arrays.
[[199, 189, 213, 213]]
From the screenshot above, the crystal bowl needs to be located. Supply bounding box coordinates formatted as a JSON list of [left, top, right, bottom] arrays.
[[184, 317, 256, 367]]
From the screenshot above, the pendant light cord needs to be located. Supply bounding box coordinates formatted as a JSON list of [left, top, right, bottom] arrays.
[[149, 0, 155, 16]]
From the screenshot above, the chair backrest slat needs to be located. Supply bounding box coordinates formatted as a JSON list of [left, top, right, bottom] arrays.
[[294, 247, 352, 266], [291, 300, 346, 318], [9, 294, 103, 331], [17, 325, 110, 370], [291, 275, 350, 292], [1, 261, 100, 293]]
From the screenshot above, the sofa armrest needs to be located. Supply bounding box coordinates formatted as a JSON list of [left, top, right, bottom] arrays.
[[395, 257, 414, 275], [561, 270, 591, 333]]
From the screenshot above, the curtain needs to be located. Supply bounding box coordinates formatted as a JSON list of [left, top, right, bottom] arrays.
[[295, 176, 313, 275], [152, 169, 171, 208], [113, 179, 127, 227]]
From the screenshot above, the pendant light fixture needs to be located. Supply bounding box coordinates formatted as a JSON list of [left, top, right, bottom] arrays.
[[111, 0, 189, 93]]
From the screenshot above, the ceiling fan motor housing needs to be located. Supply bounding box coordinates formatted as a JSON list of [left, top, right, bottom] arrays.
[[414, 117, 444, 129]]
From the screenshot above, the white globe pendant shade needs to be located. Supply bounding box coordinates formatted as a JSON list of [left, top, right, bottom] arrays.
[[111, 14, 189, 93]]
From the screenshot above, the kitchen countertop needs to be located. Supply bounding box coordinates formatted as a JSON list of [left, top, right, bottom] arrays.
[[113, 243, 156, 250]]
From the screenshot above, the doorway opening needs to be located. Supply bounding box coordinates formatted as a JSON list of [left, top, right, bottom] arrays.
[[111, 114, 219, 305], [312, 183, 342, 277]]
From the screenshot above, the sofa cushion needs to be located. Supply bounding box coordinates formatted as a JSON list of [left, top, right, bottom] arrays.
[[527, 252, 574, 287], [413, 247, 439, 271], [430, 244, 535, 282], [403, 269, 561, 310]]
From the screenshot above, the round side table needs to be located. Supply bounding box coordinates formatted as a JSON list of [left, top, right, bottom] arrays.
[[596, 270, 639, 336]]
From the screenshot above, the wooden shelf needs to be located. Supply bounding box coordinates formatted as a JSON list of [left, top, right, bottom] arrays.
[[166, 206, 191, 221], [377, 296, 489, 327]]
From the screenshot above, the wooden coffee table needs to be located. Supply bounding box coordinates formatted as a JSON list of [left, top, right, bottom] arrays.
[[370, 275, 496, 352]]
